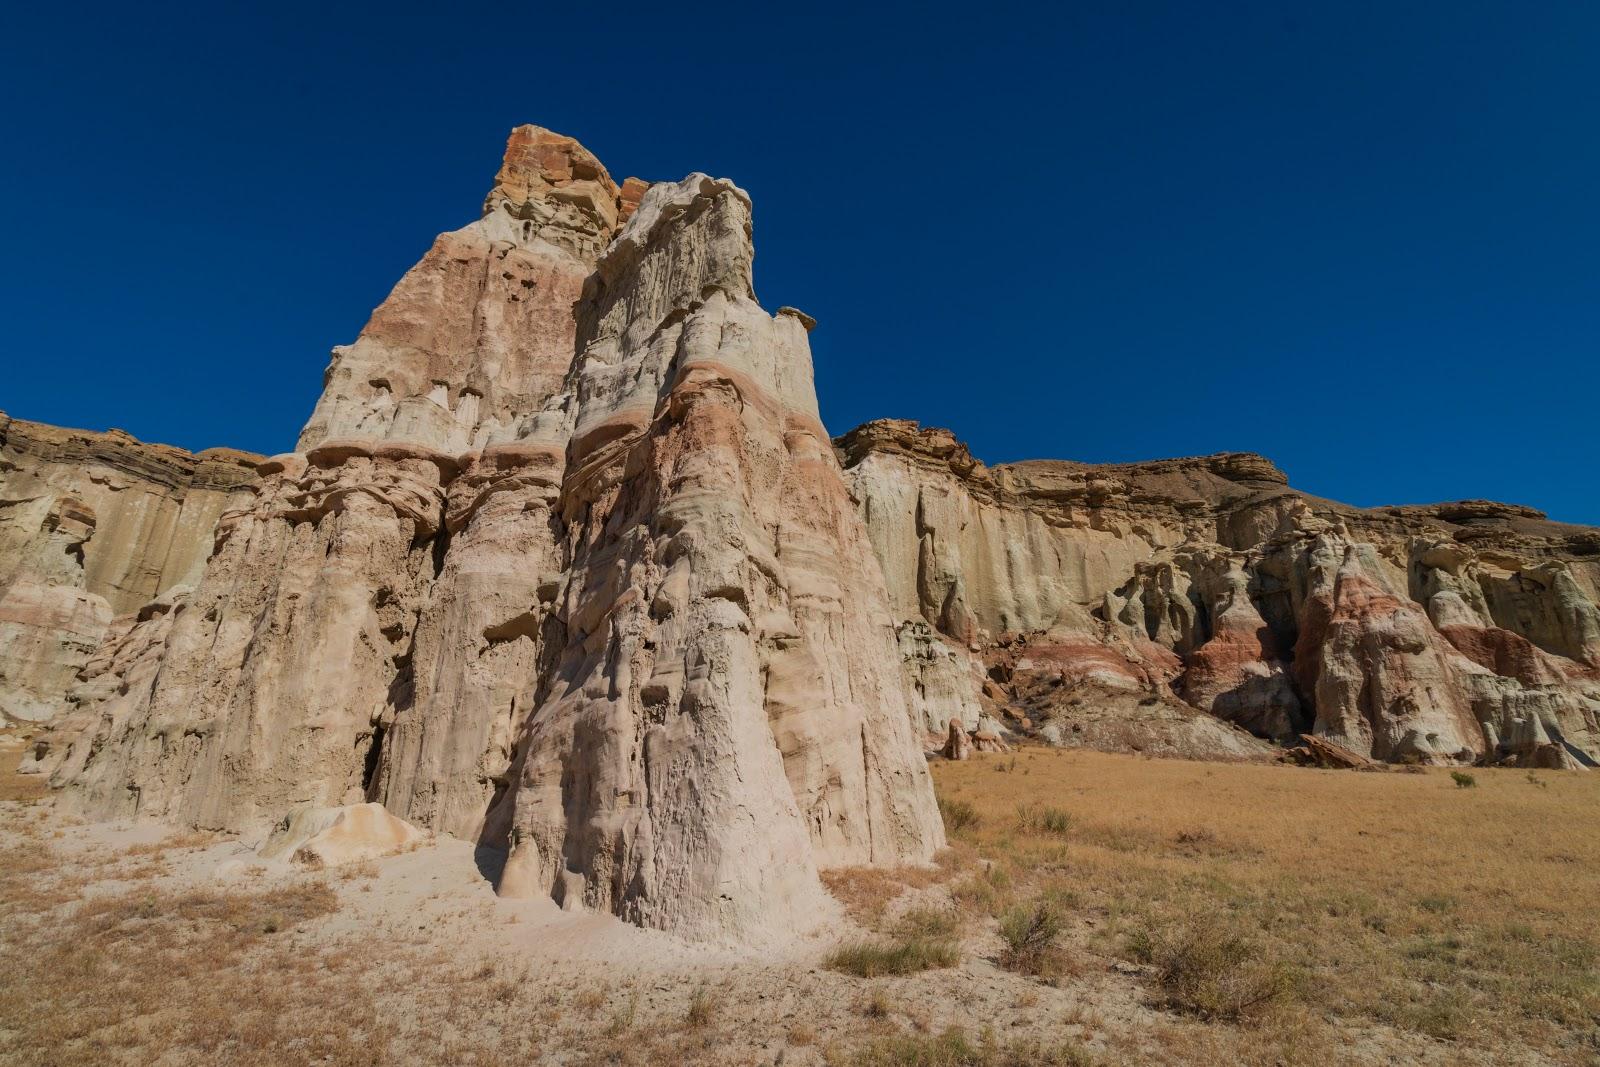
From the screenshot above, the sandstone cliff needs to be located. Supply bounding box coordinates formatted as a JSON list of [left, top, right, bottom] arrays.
[[29, 127, 943, 943], [838, 419, 1600, 768], [8, 122, 1599, 947], [0, 415, 259, 724]]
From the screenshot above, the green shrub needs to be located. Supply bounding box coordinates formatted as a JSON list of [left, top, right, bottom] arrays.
[[1451, 771, 1477, 789], [998, 901, 1065, 976]]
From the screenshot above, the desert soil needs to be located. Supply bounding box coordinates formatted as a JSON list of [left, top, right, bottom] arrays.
[[2, 733, 1595, 1066]]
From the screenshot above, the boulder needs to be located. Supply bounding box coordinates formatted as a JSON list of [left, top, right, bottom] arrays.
[[258, 803, 426, 868]]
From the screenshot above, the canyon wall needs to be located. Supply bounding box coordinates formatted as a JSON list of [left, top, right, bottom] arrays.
[[6, 121, 1599, 943], [0, 415, 259, 724], [839, 420, 1600, 768]]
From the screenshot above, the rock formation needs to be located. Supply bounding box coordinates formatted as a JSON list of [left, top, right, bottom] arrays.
[[23, 126, 944, 944], [258, 803, 427, 868], [0, 415, 259, 724], [838, 419, 1600, 768], [5, 121, 1599, 943]]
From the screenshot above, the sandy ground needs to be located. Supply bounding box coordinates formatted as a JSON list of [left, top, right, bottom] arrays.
[[0, 734, 1567, 1066]]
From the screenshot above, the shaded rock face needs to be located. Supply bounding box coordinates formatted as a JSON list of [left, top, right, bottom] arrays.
[[0, 416, 259, 724], [37, 127, 943, 944], [841, 420, 1600, 768]]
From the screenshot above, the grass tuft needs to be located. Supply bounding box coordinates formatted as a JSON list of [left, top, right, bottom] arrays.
[[998, 901, 1066, 977], [825, 935, 960, 978], [848, 1026, 1100, 1066], [938, 796, 981, 834], [1015, 802, 1071, 836], [1127, 914, 1290, 1022]]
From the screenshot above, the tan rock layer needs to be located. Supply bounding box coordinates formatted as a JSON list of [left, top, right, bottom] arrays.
[[40, 129, 941, 946], [840, 420, 1600, 768]]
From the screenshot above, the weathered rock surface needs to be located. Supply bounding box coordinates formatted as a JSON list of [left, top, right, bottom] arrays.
[[0, 416, 259, 724], [258, 803, 427, 867], [840, 420, 1600, 767], [36, 126, 942, 944], [12, 121, 1600, 947]]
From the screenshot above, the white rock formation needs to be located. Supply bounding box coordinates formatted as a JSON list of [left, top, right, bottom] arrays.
[[41, 127, 944, 944]]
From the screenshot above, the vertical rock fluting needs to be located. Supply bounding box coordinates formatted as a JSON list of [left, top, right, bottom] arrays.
[[488, 175, 943, 940], [840, 420, 1600, 767], [43, 128, 943, 942], [46, 126, 622, 830]]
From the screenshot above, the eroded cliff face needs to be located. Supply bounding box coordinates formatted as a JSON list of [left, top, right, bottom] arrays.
[[32, 126, 942, 943], [0, 416, 259, 724], [11, 122, 1600, 944], [839, 419, 1600, 769]]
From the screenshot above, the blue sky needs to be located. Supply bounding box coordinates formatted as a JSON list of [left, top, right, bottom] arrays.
[[3, 2, 1596, 522]]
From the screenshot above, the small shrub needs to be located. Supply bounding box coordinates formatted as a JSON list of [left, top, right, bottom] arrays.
[[1451, 771, 1477, 789], [938, 796, 980, 834], [1016, 803, 1071, 836], [998, 901, 1065, 977], [953, 863, 1014, 916], [1128, 915, 1289, 1022], [861, 985, 895, 1018], [826, 935, 960, 977], [685, 986, 719, 1028]]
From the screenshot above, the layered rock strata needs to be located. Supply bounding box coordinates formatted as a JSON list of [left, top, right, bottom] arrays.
[[0, 415, 259, 724], [11, 121, 1600, 950], [839, 420, 1600, 768], [33, 126, 943, 943]]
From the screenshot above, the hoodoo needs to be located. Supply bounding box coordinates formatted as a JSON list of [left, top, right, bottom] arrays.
[[19, 126, 945, 942]]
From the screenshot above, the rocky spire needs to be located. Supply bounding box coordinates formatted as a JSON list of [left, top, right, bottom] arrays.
[[44, 126, 944, 944]]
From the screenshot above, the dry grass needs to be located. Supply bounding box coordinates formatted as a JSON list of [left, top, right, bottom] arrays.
[[933, 747, 1600, 1062], [822, 858, 963, 928], [1127, 913, 1291, 1021], [684, 986, 720, 1029], [826, 936, 960, 978], [7, 744, 1599, 1065], [841, 1025, 1101, 1066], [0, 742, 46, 803]]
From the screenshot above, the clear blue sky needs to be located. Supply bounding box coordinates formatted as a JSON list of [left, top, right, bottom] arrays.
[[4, 3, 1596, 522]]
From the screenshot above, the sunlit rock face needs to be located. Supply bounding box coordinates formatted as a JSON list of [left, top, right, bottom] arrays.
[[35, 126, 942, 944], [13, 121, 1600, 951], [840, 421, 1600, 768], [0, 415, 259, 726]]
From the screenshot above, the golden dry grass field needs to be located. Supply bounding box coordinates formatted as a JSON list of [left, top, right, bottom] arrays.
[[2, 738, 1597, 1066], [931, 748, 1600, 1063]]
